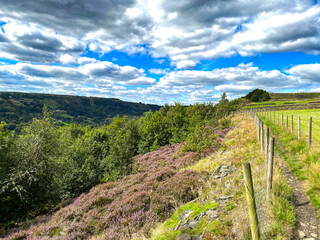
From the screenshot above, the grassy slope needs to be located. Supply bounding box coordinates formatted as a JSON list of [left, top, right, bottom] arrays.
[[259, 112, 320, 215], [2, 116, 296, 240], [145, 116, 295, 239]]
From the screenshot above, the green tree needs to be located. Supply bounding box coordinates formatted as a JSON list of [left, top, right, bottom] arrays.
[[57, 125, 109, 198], [215, 93, 230, 118], [104, 116, 139, 181], [137, 111, 170, 154], [1, 109, 60, 219], [165, 103, 189, 144], [245, 89, 271, 102]]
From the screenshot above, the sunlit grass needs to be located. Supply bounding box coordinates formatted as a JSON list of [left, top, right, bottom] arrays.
[[144, 116, 295, 240], [261, 109, 320, 145], [258, 111, 320, 215], [244, 99, 320, 109]]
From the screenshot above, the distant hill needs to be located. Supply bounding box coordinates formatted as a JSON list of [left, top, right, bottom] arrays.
[[0, 92, 161, 131], [270, 92, 320, 100]]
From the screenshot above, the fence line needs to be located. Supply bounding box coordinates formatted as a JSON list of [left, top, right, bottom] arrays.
[[243, 109, 320, 146], [201, 112, 274, 239]]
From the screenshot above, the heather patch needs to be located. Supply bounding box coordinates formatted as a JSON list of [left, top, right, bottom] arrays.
[[3, 122, 231, 240], [2, 149, 201, 239]]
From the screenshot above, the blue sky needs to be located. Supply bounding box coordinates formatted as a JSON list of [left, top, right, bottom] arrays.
[[0, 0, 320, 104]]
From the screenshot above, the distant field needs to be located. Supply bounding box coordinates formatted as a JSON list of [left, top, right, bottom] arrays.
[[244, 99, 320, 109], [266, 109, 320, 144]]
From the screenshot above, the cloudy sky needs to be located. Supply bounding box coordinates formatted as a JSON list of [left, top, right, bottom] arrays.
[[0, 0, 320, 104]]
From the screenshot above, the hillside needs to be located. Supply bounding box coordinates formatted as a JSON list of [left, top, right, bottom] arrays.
[[1, 115, 301, 239], [1, 127, 230, 239], [0, 92, 161, 131]]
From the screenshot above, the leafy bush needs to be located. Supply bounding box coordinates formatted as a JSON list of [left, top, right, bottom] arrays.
[[245, 89, 271, 102], [1, 109, 60, 220], [181, 124, 217, 152]]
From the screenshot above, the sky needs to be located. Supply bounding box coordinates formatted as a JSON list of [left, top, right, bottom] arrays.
[[0, 0, 320, 105]]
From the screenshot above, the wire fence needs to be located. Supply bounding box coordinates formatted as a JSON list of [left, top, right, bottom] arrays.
[[244, 109, 320, 146], [200, 113, 272, 239]]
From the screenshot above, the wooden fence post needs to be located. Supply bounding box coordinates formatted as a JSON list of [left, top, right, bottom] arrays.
[[267, 138, 275, 202], [277, 112, 279, 125], [298, 116, 301, 140], [256, 117, 260, 142], [258, 119, 261, 143], [286, 115, 288, 129], [273, 111, 275, 122], [265, 127, 269, 156], [261, 121, 264, 153], [243, 163, 261, 240], [282, 113, 283, 125], [291, 115, 293, 133], [309, 117, 312, 146]]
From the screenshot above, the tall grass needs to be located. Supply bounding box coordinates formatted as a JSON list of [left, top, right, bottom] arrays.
[[145, 116, 295, 239], [259, 111, 320, 215]]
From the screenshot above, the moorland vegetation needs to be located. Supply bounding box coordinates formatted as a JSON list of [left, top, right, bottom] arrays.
[[0, 95, 242, 232]]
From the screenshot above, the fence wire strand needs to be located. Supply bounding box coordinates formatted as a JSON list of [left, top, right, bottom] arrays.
[[201, 114, 271, 239]]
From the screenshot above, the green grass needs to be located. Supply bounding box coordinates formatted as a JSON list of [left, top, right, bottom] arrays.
[[150, 202, 218, 240], [244, 99, 320, 109], [265, 171, 296, 238], [146, 116, 296, 240], [263, 109, 320, 144], [258, 112, 320, 215]]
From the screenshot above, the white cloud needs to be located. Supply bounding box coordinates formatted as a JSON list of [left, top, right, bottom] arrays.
[[287, 63, 320, 82], [176, 60, 197, 69], [215, 85, 253, 93], [158, 63, 301, 89], [310, 87, 320, 92], [148, 68, 169, 75], [0, 0, 319, 68], [0, 60, 156, 98], [1, 61, 320, 104], [1, 0, 320, 104]]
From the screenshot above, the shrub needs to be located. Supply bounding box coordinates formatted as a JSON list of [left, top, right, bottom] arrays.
[[245, 89, 271, 102]]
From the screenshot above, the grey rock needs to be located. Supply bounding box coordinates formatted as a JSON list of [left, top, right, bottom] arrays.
[[220, 165, 228, 171], [311, 233, 317, 238], [180, 219, 190, 231], [212, 175, 221, 179], [194, 211, 206, 221], [220, 171, 229, 177], [188, 220, 200, 229], [213, 166, 221, 175], [229, 166, 236, 172], [298, 230, 305, 238], [206, 209, 218, 218], [179, 210, 193, 221], [225, 180, 231, 188], [174, 220, 182, 231], [176, 233, 192, 240], [180, 219, 200, 231]]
